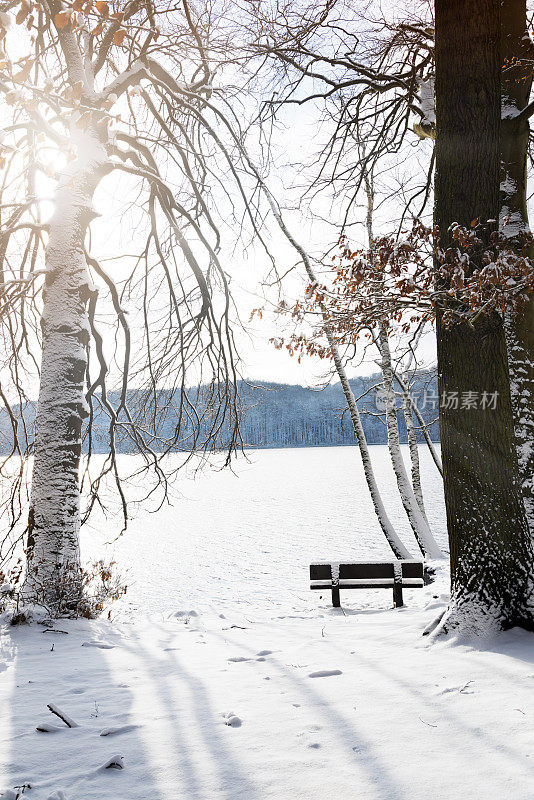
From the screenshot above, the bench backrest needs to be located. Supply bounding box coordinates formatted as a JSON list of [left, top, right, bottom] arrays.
[[309, 560, 424, 581]]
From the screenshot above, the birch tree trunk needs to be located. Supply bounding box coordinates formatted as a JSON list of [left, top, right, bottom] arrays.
[[378, 324, 443, 559], [23, 129, 108, 610], [400, 325, 436, 510], [260, 187, 413, 559], [500, 0, 534, 536], [401, 384, 427, 520], [434, 0, 534, 634], [362, 150, 439, 554], [325, 328, 413, 559], [393, 370, 443, 476]]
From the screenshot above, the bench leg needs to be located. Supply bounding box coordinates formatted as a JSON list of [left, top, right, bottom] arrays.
[[393, 582, 403, 608], [332, 584, 341, 608]]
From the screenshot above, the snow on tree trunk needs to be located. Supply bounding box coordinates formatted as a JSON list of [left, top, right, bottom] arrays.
[[506, 314, 534, 531], [23, 128, 108, 610], [377, 324, 443, 559], [500, 0, 534, 537], [325, 327, 413, 560]]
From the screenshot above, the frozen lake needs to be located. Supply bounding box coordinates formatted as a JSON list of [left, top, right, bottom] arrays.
[[8, 447, 534, 800], [82, 445, 447, 618]]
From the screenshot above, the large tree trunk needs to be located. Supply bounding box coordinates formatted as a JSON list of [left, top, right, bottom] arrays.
[[434, 0, 534, 633], [500, 0, 534, 534], [23, 129, 107, 612]]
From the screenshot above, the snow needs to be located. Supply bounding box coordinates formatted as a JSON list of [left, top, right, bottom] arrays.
[[500, 206, 530, 238], [501, 98, 520, 120], [418, 78, 435, 126], [1, 447, 534, 799]]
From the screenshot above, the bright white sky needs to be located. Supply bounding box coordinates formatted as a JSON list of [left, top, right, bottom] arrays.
[[1, 0, 440, 395]]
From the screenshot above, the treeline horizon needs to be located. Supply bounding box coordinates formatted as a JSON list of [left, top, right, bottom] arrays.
[[0, 371, 439, 454]]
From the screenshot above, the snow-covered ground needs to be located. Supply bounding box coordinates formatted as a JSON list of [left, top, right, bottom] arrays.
[[1, 446, 534, 799], [82, 445, 449, 618]]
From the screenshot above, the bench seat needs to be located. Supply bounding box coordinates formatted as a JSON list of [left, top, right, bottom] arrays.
[[310, 560, 424, 607]]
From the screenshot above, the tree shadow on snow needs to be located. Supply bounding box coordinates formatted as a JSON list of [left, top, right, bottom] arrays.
[[117, 625, 260, 800], [0, 617, 167, 800], [141, 618, 410, 800]]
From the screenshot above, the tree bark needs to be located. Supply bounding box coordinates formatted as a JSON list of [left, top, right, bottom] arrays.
[[23, 129, 107, 611], [500, 0, 534, 535], [434, 0, 534, 633], [401, 379, 428, 520], [378, 324, 443, 559]]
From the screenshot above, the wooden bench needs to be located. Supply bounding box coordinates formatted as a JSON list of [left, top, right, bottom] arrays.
[[309, 560, 424, 608]]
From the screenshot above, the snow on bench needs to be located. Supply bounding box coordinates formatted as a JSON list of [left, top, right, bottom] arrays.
[[309, 560, 424, 608]]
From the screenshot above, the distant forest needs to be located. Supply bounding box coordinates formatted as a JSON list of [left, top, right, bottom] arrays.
[[0, 371, 439, 454], [237, 371, 439, 448]]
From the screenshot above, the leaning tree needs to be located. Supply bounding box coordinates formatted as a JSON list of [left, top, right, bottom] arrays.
[[0, 0, 264, 613]]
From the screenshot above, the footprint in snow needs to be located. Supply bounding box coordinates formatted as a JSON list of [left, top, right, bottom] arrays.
[[67, 687, 86, 694], [308, 670, 343, 678], [82, 641, 115, 650], [48, 792, 67, 800], [440, 683, 475, 695], [228, 656, 251, 663], [256, 650, 274, 657], [221, 712, 242, 728]]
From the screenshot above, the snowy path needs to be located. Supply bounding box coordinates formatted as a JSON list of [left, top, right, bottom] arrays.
[[2, 577, 534, 800]]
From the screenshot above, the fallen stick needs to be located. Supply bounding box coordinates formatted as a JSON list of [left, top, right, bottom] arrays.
[[47, 703, 79, 728]]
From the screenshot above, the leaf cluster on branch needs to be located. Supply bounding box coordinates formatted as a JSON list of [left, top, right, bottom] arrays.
[[271, 220, 534, 362]]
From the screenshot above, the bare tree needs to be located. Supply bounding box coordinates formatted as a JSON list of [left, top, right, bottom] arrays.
[[0, 0, 265, 613]]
